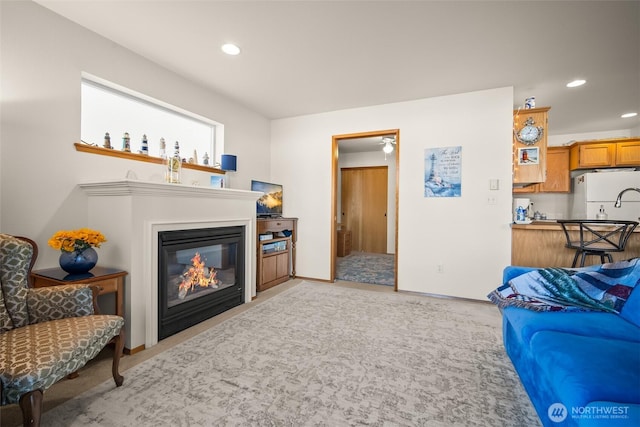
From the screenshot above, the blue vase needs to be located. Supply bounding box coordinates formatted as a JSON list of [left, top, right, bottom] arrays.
[[59, 247, 98, 274]]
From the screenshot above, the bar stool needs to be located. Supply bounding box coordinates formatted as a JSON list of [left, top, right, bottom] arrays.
[[557, 220, 639, 267]]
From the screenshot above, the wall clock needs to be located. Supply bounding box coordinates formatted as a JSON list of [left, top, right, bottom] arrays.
[[515, 117, 544, 145]]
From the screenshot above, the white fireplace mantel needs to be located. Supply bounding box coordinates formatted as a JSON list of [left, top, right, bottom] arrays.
[[80, 179, 261, 351], [79, 179, 261, 200]]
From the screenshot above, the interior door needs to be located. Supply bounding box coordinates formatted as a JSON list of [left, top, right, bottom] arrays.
[[341, 166, 388, 253]]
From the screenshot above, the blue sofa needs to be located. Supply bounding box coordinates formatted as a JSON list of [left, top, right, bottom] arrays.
[[499, 265, 640, 427]]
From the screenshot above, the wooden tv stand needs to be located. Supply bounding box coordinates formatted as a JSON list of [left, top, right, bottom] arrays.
[[256, 217, 297, 291]]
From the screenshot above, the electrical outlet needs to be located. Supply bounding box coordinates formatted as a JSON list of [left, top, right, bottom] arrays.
[[437, 264, 444, 273], [487, 196, 497, 205]]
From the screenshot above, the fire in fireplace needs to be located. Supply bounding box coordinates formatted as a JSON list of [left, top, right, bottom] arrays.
[[158, 226, 244, 340]]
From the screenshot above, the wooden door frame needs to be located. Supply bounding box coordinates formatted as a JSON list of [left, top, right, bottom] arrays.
[[331, 129, 400, 291]]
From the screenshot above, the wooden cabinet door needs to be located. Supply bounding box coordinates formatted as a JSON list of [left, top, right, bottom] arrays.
[[341, 167, 388, 254], [538, 147, 570, 192], [262, 256, 277, 284], [275, 253, 289, 279], [616, 140, 640, 166], [574, 143, 615, 169]]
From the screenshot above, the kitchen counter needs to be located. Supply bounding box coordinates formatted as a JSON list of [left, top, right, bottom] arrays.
[[511, 220, 640, 267]]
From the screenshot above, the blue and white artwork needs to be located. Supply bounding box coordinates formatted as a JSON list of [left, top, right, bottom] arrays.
[[210, 175, 224, 188], [424, 146, 462, 198]]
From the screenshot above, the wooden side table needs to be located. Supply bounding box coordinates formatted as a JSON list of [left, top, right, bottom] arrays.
[[30, 266, 126, 318]]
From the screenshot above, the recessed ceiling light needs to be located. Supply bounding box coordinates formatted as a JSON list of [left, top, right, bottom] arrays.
[[566, 79, 586, 88], [221, 43, 240, 56], [621, 112, 638, 118]]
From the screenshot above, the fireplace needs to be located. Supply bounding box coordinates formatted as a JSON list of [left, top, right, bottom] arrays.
[[158, 226, 245, 340]]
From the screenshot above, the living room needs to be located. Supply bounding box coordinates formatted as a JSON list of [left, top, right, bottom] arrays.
[[1, 2, 639, 425]]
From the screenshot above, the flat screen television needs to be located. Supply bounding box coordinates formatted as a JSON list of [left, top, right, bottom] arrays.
[[251, 180, 283, 218]]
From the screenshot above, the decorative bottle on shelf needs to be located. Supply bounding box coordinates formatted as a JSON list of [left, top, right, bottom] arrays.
[[159, 137, 166, 159], [166, 141, 182, 184]]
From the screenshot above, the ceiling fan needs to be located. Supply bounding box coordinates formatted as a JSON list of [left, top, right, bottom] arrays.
[[380, 136, 396, 154]]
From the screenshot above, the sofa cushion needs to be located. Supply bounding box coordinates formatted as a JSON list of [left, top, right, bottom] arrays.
[[0, 314, 124, 405], [503, 307, 640, 346], [530, 331, 640, 412], [0, 234, 33, 329]]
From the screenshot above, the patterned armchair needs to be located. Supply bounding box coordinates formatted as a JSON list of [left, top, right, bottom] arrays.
[[0, 234, 125, 426]]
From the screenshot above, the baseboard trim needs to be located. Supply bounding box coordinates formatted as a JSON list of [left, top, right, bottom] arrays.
[[399, 289, 491, 305], [124, 344, 146, 355], [295, 275, 332, 283]]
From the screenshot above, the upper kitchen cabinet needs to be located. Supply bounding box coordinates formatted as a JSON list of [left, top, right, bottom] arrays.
[[569, 138, 640, 170], [513, 107, 550, 185], [537, 147, 571, 192], [513, 146, 570, 194]]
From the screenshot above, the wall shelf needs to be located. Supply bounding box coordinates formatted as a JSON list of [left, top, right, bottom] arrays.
[[74, 142, 225, 174]]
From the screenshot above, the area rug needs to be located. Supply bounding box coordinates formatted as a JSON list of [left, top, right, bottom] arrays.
[[335, 251, 395, 286], [41, 281, 539, 426]]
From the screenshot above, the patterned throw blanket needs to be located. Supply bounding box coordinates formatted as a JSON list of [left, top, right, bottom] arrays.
[[488, 258, 640, 312]]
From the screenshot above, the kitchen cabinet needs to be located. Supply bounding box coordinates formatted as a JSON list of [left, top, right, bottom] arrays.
[[513, 107, 550, 185], [569, 138, 640, 170], [513, 147, 570, 193], [616, 139, 640, 166]]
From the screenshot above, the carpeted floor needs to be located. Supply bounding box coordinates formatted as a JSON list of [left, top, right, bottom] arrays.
[[336, 251, 395, 286], [17, 280, 539, 427]]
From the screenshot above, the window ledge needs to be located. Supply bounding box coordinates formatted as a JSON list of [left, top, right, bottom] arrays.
[[74, 142, 225, 174]]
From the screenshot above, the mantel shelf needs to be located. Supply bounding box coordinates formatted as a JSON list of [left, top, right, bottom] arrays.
[[78, 179, 262, 200], [74, 142, 225, 174]]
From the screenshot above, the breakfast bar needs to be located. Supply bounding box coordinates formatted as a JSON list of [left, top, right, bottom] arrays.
[[512, 221, 640, 267]]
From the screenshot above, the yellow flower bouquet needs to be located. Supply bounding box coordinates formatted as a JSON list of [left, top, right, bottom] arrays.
[[48, 228, 107, 253]]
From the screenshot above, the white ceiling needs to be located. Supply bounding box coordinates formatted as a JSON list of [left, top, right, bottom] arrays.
[[36, 0, 639, 152]]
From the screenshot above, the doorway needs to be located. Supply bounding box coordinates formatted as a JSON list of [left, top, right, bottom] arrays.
[[331, 129, 399, 290]]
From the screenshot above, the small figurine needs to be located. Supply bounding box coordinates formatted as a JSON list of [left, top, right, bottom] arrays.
[[159, 137, 166, 159], [203, 152, 209, 165], [140, 134, 148, 155], [166, 141, 181, 184], [122, 132, 131, 152], [103, 132, 112, 149], [524, 97, 535, 109]]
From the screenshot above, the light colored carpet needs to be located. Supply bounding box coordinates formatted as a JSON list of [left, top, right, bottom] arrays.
[[336, 252, 395, 286], [35, 280, 538, 426]]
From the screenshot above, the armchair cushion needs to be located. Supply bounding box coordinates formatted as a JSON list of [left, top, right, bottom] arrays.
[[26, 284, 94, 324], [0, 314, 124, 405], [0, 234, 33, 330]]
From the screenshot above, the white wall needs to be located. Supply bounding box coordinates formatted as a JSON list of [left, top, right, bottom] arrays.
[[548, 129, 632, 147], [338, 150, 396, 254], [0, 1, 271, 269], [271, 87, 514, 300]]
